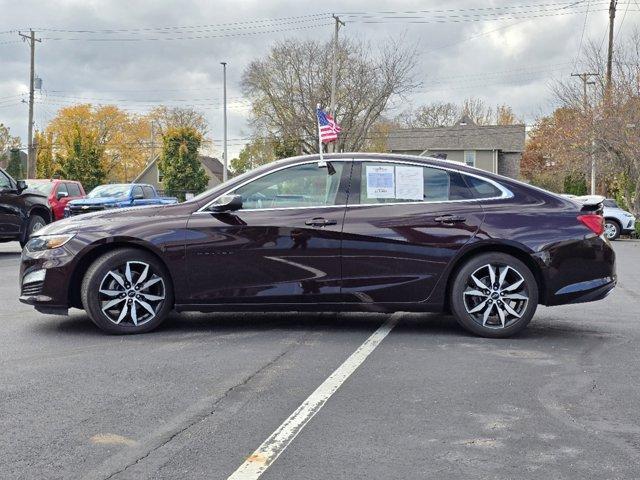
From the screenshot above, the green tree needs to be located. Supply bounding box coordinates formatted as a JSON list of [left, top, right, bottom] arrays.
[[56, 125, 106, 191], [0, 123, 21, 167], [563, 173, 588, 196], [35, 131, 56, 178], [159, 127, 208, 201], [6, 148, 24, 179], [231, 136, 299, 176]]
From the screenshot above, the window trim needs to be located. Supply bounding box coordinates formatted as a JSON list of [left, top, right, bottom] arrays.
[[196, 158, 512, 214]]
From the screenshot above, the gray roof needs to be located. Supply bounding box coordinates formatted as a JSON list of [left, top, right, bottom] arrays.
[[199, 155, 228, 180], [387, 124, 526, 153]]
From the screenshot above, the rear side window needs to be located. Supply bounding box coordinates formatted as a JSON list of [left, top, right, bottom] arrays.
[[66, 183, 81, 197], [143, 186, 155, 199], [357, 162, 470, 204], [463, 175, 503, 199]]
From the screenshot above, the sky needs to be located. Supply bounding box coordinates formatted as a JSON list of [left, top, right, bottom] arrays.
[[0, 0, 637, 160]]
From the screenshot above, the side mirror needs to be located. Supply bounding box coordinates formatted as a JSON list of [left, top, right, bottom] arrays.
[[16, 180, 28, 193], [132, 192, 144, 200], [208, 194, 243, 212], [57, 191, 69, 200]]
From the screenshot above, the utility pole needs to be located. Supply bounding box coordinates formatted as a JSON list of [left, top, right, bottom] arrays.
[[329, 14, 345, 153], [572, 72, 599, 195], [221, 61, 228, 182], [18, 30, 41, 179], [606, 0, 617, 93]]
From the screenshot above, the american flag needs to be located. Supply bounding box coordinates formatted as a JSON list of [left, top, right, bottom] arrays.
[[316, 107, 341, 143]]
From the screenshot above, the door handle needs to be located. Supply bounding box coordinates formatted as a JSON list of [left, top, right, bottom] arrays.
[[434, 214, 466, 224], [305, 217, 337, 227]]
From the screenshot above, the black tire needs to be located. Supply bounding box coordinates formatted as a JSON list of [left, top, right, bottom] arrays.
[[450, 252, 538, 338], [81, 248, 174, 334], [20, 214, 48, 247], [603, 219, 621, 241]]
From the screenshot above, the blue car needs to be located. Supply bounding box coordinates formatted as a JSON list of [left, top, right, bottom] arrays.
[[65, 183, 178, 217]]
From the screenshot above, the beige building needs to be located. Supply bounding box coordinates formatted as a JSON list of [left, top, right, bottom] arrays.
[[386, 116, 526, 179], [133, 154, 228, 193]]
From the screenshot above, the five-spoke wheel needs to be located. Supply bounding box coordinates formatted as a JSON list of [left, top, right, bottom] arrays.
[[82, 248, 173, 334], [450, 252, 538, 338]]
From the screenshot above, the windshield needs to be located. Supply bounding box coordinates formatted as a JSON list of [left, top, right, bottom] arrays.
[[88, 184, 131, 198], [26, 181, 54, 195]]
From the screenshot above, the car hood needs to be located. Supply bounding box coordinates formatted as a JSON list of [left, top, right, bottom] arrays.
[[68, 196, 127, 206], [36, 204, 169, 236]]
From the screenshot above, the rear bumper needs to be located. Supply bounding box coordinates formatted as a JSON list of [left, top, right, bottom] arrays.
[[552, 276, 617, 304]]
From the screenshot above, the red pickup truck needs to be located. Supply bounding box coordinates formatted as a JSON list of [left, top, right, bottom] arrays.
[[26, 179, 86, 221]]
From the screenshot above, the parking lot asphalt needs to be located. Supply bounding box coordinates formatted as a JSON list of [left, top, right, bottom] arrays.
[[1, 239, 639, 480]]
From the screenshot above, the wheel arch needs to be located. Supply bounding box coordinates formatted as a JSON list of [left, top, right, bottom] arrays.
[[68, 239, 176, 309], [28, 205, 53, 223], [442, 241, 546, 312]]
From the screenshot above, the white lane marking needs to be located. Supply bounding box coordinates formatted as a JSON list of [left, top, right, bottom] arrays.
[[227, 313, 401, 480]]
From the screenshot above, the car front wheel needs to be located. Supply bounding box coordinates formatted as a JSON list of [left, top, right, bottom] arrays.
[[81, 248, 173, 334], [450, 253, 538, 338]]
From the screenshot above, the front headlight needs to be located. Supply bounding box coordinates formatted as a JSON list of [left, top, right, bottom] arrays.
[[26, 234, 75, 252]]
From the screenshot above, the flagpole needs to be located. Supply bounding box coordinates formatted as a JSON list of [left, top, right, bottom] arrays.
[[317, 103, 325, 166]]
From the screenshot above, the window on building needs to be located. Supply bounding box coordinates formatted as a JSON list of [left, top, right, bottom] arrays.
[[157, 166, 164, 184], [464, 150, 476, 167]]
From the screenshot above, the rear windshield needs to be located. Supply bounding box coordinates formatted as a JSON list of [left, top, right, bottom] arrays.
[[27, 181, 54, 195], [603, 199, 619, 208], [88, 185, 131, 198]]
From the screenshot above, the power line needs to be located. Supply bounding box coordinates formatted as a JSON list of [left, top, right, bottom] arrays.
[[573, 0, 592, 70]]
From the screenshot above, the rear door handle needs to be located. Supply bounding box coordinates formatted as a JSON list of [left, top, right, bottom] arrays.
[[305, 217, 337, 227], [434, 214, 466, 224]]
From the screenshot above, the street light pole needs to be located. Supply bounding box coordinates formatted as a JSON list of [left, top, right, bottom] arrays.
[[221, 62, 228, 182]]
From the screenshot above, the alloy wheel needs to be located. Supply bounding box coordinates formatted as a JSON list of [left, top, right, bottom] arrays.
[[98, 261, 166, 326], [604, 222, 618, 240], [462, 263, 529, 329]]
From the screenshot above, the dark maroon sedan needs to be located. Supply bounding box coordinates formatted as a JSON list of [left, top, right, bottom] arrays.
[[19, 154, 616, 337]]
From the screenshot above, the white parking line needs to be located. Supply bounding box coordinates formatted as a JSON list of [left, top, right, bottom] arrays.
[[227, 313, 401, 480]]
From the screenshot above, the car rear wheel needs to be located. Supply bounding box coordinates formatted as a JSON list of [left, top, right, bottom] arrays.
[[450, 253, 538, 338], [81, 248, 173, 334], [20, 214, 47, 247], [603, 219, 620, 241]]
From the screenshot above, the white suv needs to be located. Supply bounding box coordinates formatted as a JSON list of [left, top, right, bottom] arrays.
[[601, 198, 636, 240]]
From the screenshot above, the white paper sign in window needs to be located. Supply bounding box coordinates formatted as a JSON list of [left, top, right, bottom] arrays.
[[395, 166, 424, 200], [366, 165, 395, 198]]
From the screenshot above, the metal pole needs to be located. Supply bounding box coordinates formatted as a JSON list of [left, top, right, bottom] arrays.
[[221, 62, 228, 182], [19, 30, 41, 179], [571, 72, 599, 194], [317, 104, 324, 165], [328, 15, 344, 153], [606, 0, 617, 93]]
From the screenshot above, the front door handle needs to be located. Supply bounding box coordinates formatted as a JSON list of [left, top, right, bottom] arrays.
[[434, 214, 466, 224], [305, 217, 337, 227]]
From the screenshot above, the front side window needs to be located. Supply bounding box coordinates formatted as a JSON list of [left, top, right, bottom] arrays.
[[132, 186, 144, 199], [464, 150, 476, 167], [233, 162, 346, 210], [56, 183, 68, 197], [358, 161, 470, 204], [0, 171, 12, 190]]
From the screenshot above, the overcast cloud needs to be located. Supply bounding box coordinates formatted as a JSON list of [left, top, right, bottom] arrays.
[[0, 0, 636, 159]]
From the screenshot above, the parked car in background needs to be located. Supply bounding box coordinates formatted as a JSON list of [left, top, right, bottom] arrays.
[[26, 179, 86, 221], [65, 183, 178, 216], [20, 153, 616, 338], [602, 198, 636, 240], [0, 168, 52, 247], [572, 196, 636, 240]]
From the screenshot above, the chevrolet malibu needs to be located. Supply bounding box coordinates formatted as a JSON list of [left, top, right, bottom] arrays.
[[19, 154, 616, 338]]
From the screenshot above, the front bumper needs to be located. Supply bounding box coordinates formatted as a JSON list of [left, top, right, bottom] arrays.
[[19, 241, 79, 311]]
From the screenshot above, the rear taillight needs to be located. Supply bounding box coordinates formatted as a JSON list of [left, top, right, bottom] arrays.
[[577, 214, 604, 236]]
